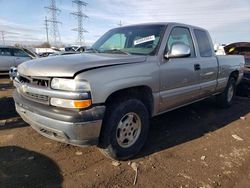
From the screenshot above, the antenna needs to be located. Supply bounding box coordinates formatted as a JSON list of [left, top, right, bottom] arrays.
[[71, 0, 88, 45], [45, 0, 61, 45]]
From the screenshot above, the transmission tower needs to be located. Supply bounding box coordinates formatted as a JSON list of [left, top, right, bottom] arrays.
[[45, 0, 61, 45], [44, 16, 49, 44], [71, 0, 88, 45]]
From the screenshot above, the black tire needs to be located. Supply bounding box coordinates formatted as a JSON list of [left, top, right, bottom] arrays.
[[99, 98, 149, 160], [216, 77, 236, 108]]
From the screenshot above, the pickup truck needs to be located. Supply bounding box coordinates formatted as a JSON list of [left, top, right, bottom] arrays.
[[13, 22, 245, 160]]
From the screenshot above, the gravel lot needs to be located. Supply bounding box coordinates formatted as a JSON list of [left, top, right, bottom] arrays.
[[1, 76, 250, 188]]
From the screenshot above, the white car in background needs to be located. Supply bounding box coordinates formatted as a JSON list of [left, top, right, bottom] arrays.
[[0, 46, 35, 76]]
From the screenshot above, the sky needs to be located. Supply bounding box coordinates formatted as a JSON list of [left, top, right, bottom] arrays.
[[0, 0, 249, 46]]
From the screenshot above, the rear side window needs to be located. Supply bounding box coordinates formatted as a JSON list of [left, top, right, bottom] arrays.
[[0, 48, 11, 56], [194, 29, 212, 57]]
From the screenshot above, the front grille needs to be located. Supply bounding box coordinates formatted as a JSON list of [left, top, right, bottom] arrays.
[[26, 92, 49, 102], [18, 75, 50, 87], [17, 74, 51, 104]]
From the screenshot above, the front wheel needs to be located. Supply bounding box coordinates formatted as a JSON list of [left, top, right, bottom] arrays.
[[216, 77, 236, 108], [99, 99, 149, 160]]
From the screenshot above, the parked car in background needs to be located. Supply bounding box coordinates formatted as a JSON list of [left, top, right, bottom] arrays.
[[48, 51, 80, 56], [0, 46, 35, 75], [38, 52, 55, 57], [21, 47, 39, 59], [65, 45, 88, 53], [13, 23, 245, 160], [224, 42, 250, 96]]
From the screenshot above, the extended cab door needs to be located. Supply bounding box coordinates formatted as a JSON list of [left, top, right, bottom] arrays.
[[0, 47, 15, 71], [193, 29, 218, 97], [12, 48, 32, 66], [159, 26, 202, 112]]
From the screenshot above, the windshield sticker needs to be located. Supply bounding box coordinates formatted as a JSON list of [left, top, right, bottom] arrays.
[[134, 35, 155, 46]]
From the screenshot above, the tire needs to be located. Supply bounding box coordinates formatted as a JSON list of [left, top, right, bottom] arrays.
[[99, 98, 149, 160], [216, 77, 236, 108]]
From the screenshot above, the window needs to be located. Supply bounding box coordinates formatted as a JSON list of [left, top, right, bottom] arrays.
[[91, 25, 165, 55], [194, 29, 212, 57], [13, 49, 29, 57], [167, 27, 195, 57], [0, 48, 11, 56], [99, 33, 126, 50]]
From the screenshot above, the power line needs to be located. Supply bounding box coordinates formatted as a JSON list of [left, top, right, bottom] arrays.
[[45, 0, 61, 46], [71, 0, 88, 45]]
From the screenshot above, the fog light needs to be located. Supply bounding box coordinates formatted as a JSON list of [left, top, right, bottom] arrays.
[[50, 98, 92, 109]]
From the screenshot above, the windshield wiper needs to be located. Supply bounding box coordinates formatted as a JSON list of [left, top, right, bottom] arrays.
[[85, 48, 100, 53], [101, 49, 131, 55]]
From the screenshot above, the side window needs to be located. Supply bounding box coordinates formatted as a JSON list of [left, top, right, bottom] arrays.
[[0, 48, 11, 56], [99, 33, 126, 50], [167, 27, 195, 58], [194, 29, 212, 57], [13, 49, 29, 57]]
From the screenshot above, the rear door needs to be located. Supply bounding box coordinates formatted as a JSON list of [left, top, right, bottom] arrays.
[[0, 47, 15, 71], [12, 48, 32, 66], [193, 29, 218, 97], [159, 26, 201, 112]]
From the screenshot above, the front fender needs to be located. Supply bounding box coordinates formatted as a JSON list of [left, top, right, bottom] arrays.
[[75, 62, 159, 104]]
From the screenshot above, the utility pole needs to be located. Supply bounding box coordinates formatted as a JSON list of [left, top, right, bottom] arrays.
[[71, 0, 88, 45], [1, 31, 5, 45], [44, 16, 49, 44], [118, 20, 123, 27], [117, 21, 123, 47], [45, 0, 61, 46]]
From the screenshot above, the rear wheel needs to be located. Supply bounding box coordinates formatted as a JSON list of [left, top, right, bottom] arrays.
[[99, 99, 149, 160], [216, 77, 236, 108]]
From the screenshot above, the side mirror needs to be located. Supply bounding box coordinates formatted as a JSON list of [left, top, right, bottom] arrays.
[[165, 43, 191, 59]]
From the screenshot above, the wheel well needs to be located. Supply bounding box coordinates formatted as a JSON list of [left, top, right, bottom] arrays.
[[105, 86, 154, 116], [230, 70, 239, 81]]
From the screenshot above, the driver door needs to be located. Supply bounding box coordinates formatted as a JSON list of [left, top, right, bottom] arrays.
[[159, 26, 201, 112]]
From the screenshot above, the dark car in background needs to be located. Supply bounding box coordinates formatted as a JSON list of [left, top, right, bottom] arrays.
[[224, 42, 250, 96]]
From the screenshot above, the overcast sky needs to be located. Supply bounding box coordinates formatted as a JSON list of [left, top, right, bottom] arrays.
[[0, 0, 249, 46]]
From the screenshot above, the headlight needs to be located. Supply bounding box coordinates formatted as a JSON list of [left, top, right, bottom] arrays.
[[51, 78, 90, 91], [50, 98, 92, 109]]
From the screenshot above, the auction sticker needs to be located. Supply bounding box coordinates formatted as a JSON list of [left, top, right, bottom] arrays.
[[134, 35, 155, 46]]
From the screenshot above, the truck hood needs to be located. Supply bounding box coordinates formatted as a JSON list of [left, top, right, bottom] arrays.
[[18, 53, 147, 77]]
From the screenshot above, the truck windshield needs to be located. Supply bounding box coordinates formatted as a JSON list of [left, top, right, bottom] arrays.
[[89, 25, 166, 55]]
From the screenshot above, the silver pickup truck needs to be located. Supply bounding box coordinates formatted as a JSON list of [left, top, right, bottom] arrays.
[[13, 22, 245, 160]]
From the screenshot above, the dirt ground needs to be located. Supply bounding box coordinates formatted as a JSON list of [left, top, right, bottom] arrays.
[[1, 76, 250, 188]]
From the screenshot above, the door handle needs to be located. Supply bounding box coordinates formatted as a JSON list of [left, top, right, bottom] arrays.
[[194, 64, 201, 71]]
